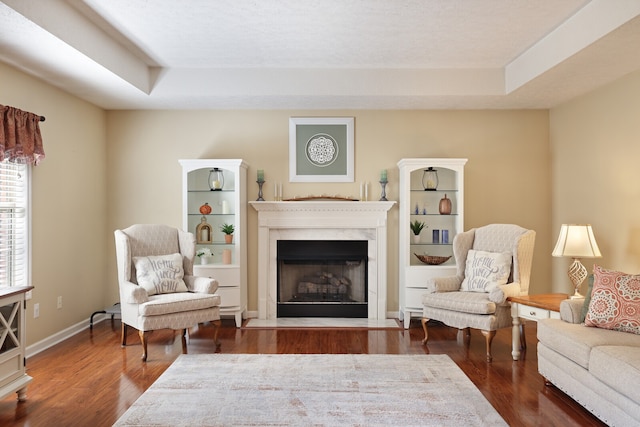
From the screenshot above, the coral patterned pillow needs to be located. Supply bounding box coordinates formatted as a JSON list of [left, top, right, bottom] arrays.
[[585, 265, 640, 335]]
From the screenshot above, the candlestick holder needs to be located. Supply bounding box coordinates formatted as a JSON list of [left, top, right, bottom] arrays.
[[256, 180, 265, 201], [379, 180, 388, 201]]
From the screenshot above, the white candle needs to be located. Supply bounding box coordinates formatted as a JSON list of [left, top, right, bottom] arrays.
[[360, 182, 363, 200], [279, 183, 283, 200], [274, 182, 278, 199], [365, 182, 368, 201]]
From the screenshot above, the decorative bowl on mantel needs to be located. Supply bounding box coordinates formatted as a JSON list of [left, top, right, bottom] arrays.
[[414, 253, 451, 265]]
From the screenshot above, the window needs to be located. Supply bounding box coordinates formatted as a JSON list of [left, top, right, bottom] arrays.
[[0, 161, 29, 287]]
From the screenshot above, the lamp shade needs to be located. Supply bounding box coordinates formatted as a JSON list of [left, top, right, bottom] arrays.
[[552, 224, 602, 258]]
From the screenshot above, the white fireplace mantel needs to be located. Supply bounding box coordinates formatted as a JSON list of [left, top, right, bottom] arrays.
[[249, 201, 395, 320]]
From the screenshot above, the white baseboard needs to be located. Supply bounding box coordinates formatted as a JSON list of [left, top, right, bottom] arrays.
[[26, 314, 109, 359]]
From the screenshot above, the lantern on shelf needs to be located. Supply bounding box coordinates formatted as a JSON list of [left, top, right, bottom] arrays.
[[195, 216, 213, 244], [422, 167, 438, 191], [209, 168, 224, 191]]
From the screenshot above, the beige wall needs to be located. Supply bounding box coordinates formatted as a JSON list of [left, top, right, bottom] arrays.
[[1, 62, 107, 344], [106, 109, 552, 313], [550, 69, 640, 292]]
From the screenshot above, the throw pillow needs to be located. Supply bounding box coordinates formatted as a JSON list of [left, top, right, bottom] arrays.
[[585, 265, 640, 335], [133, 253, 188, 296], [460, 249, 512, 293]]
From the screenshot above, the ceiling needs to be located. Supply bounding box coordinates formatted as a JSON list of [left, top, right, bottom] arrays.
[[2, 0, 640, 110]]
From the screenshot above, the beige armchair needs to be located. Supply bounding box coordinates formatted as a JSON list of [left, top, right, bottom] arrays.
[[114, 224, 221, 361], [421, 224, 535, 362]]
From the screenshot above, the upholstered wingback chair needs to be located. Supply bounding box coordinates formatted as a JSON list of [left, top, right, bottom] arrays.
[[114, 224, 221, 361], [421, 224, 535, 362]]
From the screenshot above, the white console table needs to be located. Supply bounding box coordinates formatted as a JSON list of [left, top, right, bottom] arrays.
[[0, 285, 33, 402]]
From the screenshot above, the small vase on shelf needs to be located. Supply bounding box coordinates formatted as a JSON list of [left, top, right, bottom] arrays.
[[439, 194, 452, 215]]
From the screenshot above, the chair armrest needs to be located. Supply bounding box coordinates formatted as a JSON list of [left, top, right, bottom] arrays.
[[427, 276, 463, 293], [120, 281, 148, 304], [490, 282, 522, 304], [184, 275, 219, 294], [560, 299, 584, 324]]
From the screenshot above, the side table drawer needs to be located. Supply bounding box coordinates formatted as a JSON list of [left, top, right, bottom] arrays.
[[517, 304, 550, 321]]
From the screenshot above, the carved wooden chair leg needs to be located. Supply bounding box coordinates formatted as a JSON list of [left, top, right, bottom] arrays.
[[139, 330, 148, 362], [121, 323, 128, 347], [181, 329, 188, 354], [457, 327, 471, 344], [481, 330, 496, 362], [421, 318, 429, 344], [212, 319, 222, 347]]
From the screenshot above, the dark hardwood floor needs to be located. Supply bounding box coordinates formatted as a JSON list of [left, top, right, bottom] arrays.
[[0, 317, 605, 426]]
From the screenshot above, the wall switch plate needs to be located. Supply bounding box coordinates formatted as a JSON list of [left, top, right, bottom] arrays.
[[57, 296, 62, 309], [34, 303, 39, 318]]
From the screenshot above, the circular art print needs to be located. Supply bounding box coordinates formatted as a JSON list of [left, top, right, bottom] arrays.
[[305, 133, 339, 167]]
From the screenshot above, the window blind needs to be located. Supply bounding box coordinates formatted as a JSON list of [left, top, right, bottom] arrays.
[[0, 162, 28, 287]]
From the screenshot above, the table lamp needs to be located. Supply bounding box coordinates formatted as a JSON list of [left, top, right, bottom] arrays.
[[552, 224, 602, 299]]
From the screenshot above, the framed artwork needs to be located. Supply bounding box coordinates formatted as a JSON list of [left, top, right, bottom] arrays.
[[289, 117, 354, 182]]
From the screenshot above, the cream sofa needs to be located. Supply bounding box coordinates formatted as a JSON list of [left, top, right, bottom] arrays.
[[537, 298, 640, 426]]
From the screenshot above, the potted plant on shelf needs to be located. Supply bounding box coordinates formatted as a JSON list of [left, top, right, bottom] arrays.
[[196, 248, 213, 264], [410, 220, 427, 244], [221, 223, 235, 244]]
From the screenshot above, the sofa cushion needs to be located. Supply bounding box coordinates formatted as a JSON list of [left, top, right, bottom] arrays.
[[422, 291, 496, 315], [133, 253, 188, 295], [139, 292, 221, 316], [585, 265, 640, 335], [589, 345, 640, 402], [460, 250, 512, 292], [537, 318, 640, 369]]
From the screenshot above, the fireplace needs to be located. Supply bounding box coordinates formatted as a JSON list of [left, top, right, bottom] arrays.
[[249, 201, 395, 321], [277, 240, 368, 317]]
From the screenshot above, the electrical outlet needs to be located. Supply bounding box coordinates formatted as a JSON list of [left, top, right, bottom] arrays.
[[57, 296, 62, 309], [34, 303, 39, 318]]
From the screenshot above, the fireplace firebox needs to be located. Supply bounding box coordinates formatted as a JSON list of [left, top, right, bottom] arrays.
[[277, 240, 368, 317]]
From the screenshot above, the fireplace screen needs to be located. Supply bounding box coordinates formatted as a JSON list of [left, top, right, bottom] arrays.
[[277, 240, 368, 317]]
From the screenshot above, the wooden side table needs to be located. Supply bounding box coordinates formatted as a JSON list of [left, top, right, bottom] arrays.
[[507, 293, 569, 361]]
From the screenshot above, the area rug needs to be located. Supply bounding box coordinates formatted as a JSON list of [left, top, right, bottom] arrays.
[[114, 354, 507, 427]]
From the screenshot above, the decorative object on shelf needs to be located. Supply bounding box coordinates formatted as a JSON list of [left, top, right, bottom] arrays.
[[289, 117, 355, 183], [257, 169, 264, 183], [221, 223, 235, 244], [359, 182, 369, 201], [195, 216, 213, 244], [282, 195, 359, 201], [274, 182, 283, 201], [379, 180, 388, 201], [199, 202, 212, 215], [256, 180, 265, 201], [410, 220, 426, 244], [379, 169, 388, 201], [222, 249, 232, 265], [552, 224, 602, 299], [414, 254, 451, 265], [209, 168, 224, 191], [221, 200, 230, 214], [414, 203, 419, 215], [439, 194, 452, 215], [196, 248, 213, 264], [422, 167, 438, 191], [432, 229, 440, 244], [442, 229, 449, 244]]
